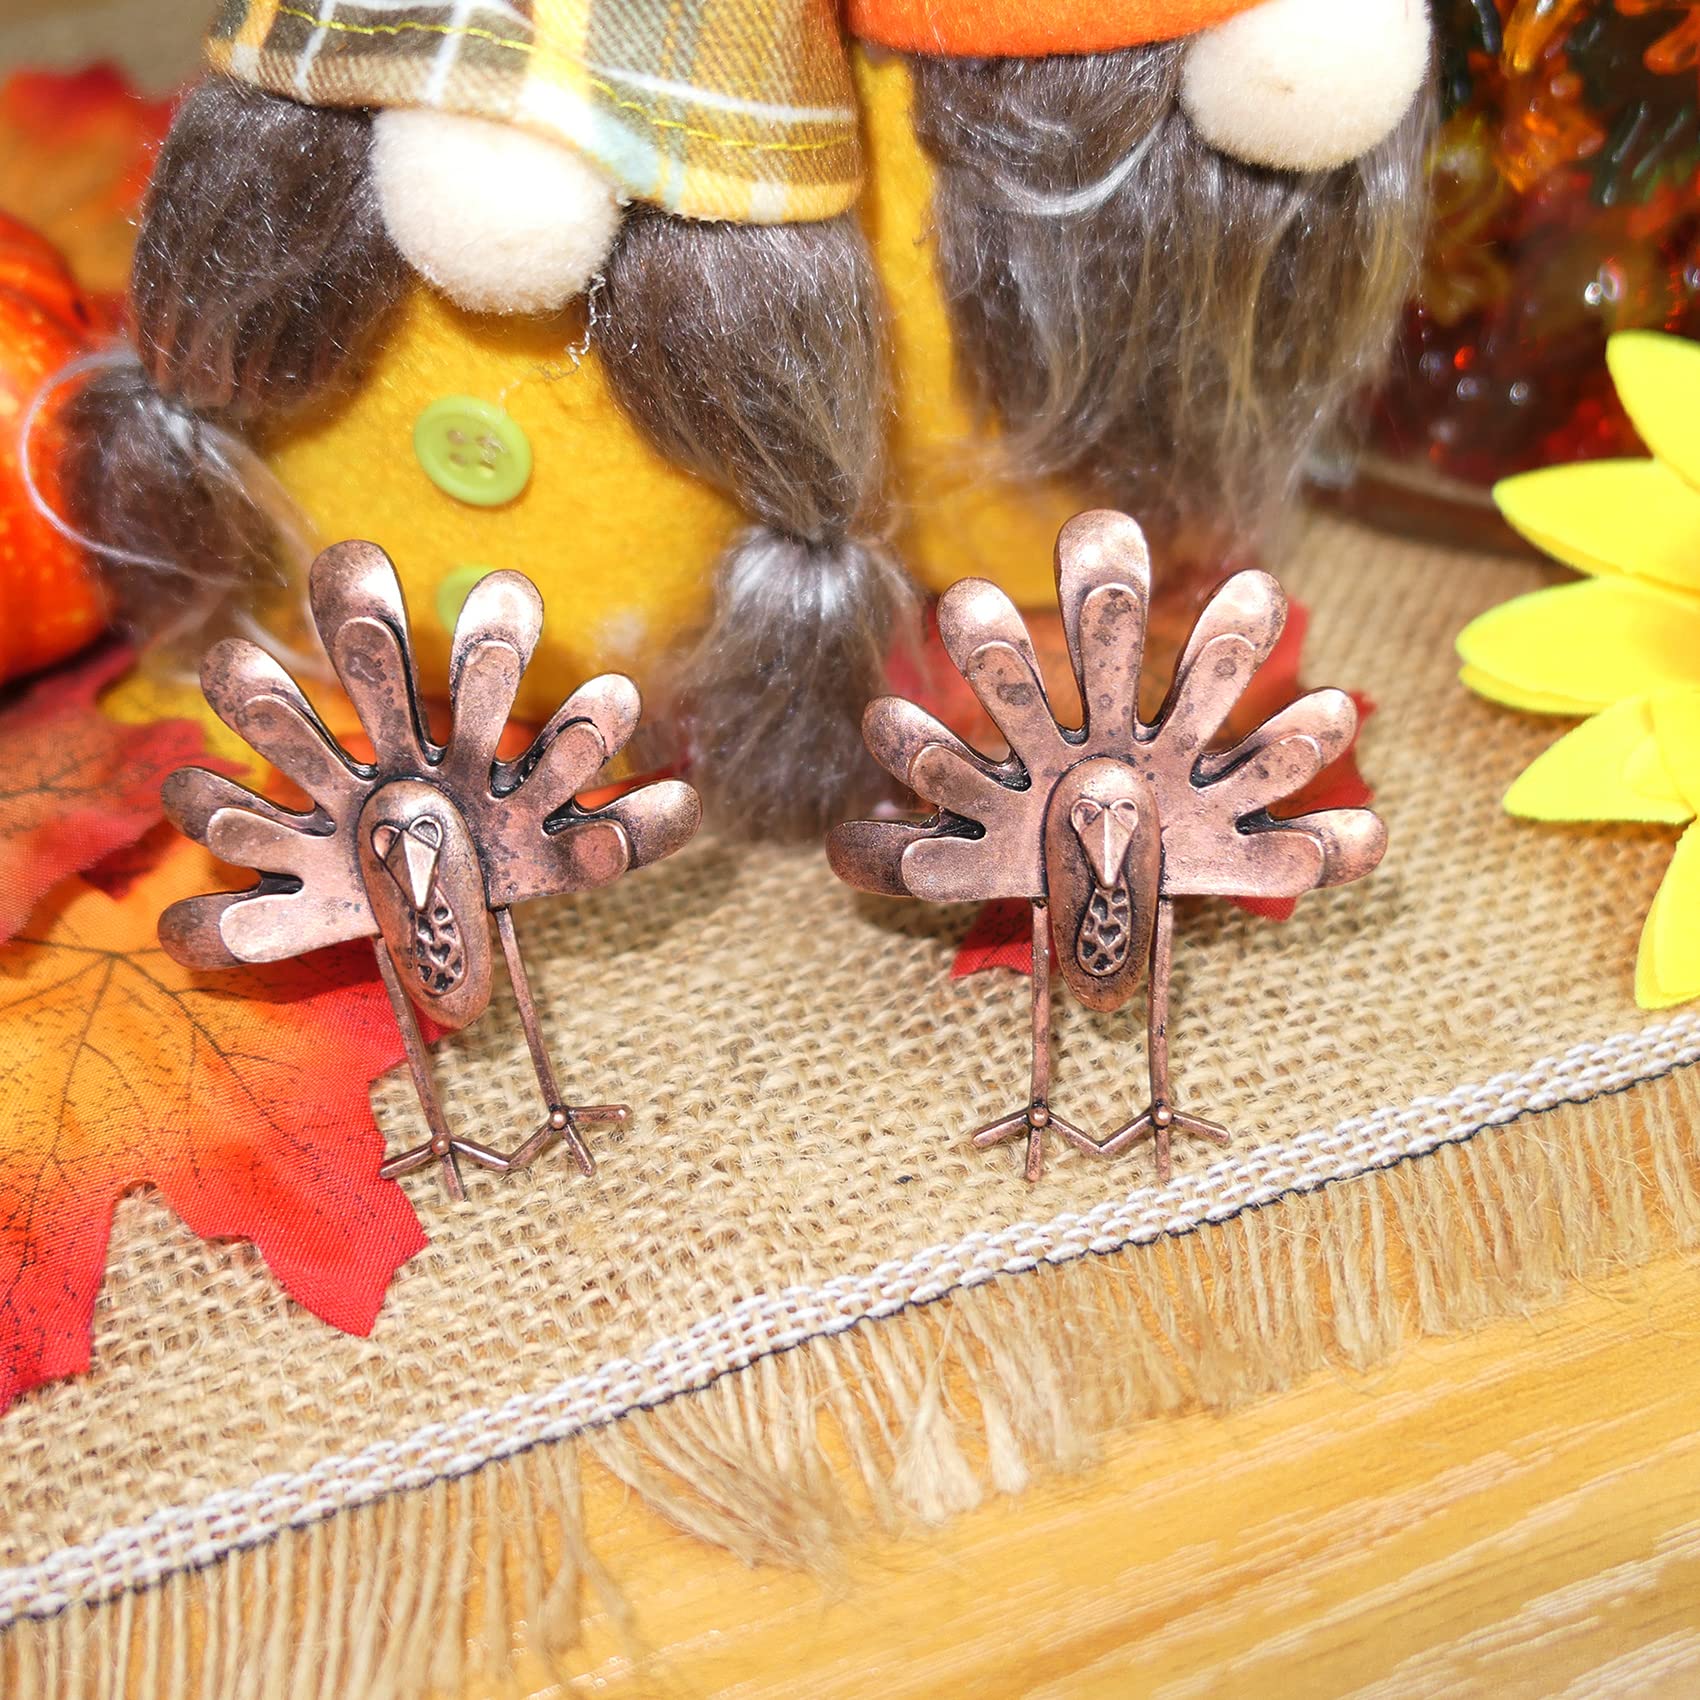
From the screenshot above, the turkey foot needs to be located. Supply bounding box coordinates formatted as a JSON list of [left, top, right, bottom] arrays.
[[973, 1104, 1098, 1184], [971, 901, 1096, 1182], [503, 1104, 627, 1176], [1096, 1103, 1231, 1184], [489, 907, 626, 1178]]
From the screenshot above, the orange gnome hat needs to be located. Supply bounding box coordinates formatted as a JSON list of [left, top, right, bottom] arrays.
[[846, 0, 1268, 57]]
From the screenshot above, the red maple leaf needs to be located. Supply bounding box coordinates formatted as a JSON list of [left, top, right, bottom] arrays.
[[0, 840, 427, 1413], [952, 898, 1055, 979], [0, 645, 234, 941]]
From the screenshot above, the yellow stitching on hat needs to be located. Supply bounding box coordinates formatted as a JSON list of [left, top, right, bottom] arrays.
[[269, 5, 854, 156]]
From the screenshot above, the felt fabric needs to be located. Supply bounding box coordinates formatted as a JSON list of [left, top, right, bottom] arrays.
[[265, 51, 1084, 725], [265, 282, 738, 726], [1178, 0, 1433, 171], [846, 0, 1265, 56], [1460, 332, 1700, 1012], [205, 0, 863, 224], [370, 108, 624, 313]]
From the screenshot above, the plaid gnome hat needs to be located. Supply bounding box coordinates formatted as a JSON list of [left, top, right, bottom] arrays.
[[207, 0, 863, 223], [847, 0, 1268, 56]]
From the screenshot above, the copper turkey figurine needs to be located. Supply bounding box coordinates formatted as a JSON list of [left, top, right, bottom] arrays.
[[828, 510, 1387, 1184], [158, 541, 701, 1199]]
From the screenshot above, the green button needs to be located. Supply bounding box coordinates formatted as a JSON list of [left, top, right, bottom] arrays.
[[436, 564, 496, 631], [414, 397, 532, 507]]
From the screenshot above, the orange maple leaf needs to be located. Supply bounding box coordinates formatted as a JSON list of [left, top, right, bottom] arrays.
[[0, 839, 427, 1413], [0, 646, 232, 941], [0, 65, 173, 303]]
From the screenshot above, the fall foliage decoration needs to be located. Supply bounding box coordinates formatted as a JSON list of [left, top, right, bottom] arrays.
[[1378, 0, 1700, 486], [0, 563, 422, 1417], [830, 510, 1387, 1182], [0, 212, 105, 687], [0, 70, 178, 693], [0, 839, 428, 1416], [1460, 330, 1700, 1008], [161, 541, 703, 1198], [0, 643, 231, 941], [0, 65, 173, 303]]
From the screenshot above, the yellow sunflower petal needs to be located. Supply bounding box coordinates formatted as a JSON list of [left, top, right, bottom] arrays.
[[1503, 697, 1693, 824], [1650, 689, 1700, 817], [1626, 733, 1689, 812], [1635, 825, 1700, 1009], [1493, 458, 1700, 591], [1607, 331, 1700, 494], [1458, 664, 1601, 716], [1457, 576, 1700, 715]]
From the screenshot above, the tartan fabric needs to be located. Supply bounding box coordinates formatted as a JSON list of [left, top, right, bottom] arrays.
[[207, 0, 862, 223]]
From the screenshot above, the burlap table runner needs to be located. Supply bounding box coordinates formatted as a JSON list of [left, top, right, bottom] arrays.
[[5, 516, 1698, 1697]]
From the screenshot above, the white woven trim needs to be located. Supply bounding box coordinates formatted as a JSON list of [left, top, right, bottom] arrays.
[[5, 1012, 1698, 1628]]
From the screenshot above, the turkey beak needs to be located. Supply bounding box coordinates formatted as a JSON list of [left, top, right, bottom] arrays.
[[403, 833, 440, 912], [1072, 801, 1136, 889]]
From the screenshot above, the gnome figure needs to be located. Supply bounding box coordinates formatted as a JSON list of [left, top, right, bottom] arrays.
[[849, 0, 1436, 569], [51, 0, 1433, 838], [65, 0, 907, 835]]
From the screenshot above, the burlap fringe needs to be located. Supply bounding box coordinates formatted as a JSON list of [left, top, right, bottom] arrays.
[[7, 1071, 1697, 1699]]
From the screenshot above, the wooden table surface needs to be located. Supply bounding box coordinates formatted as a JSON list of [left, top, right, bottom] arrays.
[[543, 1252, 1700, 1699]]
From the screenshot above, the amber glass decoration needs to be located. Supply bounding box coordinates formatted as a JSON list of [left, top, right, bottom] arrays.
[[1362, 0, 1700, 542]]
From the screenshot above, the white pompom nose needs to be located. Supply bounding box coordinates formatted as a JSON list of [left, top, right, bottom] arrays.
[[371, 109, 624, 315], [1180, 0, 1433, 172]]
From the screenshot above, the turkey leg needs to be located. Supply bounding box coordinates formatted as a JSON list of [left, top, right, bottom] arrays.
[[374, 941, 524, 1198], [971, 899, 1099, 1182], [493, 906, 627, 1175], [1096, 897, 1231, 1183]]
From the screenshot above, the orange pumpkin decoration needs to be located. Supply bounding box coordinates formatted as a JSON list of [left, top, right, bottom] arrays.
[[0, 213, 107, 687]]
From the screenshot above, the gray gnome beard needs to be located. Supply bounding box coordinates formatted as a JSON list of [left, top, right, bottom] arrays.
[[59, 45, 1431, 840], [908, 42, 1434, 553]]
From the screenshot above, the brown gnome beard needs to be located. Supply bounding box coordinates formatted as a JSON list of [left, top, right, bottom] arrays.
[[595, 207, 915, 838], [907, 42, 1433, 561], [62, 78, 409, 656]]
